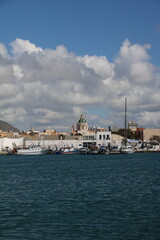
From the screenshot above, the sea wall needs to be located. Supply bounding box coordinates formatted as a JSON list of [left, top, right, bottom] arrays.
[[25, 139, 83, 150], [0, 137, 24, 151]]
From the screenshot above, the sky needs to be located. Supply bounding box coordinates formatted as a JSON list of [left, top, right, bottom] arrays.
[[0, 0, 160, 132]]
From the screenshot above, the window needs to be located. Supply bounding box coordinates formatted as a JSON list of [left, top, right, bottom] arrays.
[[106, 134, 110, 140]]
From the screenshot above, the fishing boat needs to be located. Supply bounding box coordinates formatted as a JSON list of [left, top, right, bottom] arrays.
[[88, 146, 99, 154], [15, 144, 48, 155], [55, 147, 79, 154]]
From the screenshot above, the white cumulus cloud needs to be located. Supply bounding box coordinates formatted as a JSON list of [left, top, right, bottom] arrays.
[[10, 38, 44, 56], [0, 38, 159, 131]]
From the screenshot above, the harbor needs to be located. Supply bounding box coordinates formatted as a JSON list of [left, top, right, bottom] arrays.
[[0, 137, 160, 155], [0, 113, 160, 156]]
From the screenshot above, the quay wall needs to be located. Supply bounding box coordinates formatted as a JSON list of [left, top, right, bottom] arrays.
[[25, 139, 83, 150], [0, 137, 24, 151]]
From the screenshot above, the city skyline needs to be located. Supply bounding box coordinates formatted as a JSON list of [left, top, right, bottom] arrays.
[[0, 0, 160, 131]]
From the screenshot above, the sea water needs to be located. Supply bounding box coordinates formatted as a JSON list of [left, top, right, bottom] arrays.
[[0, 153, 160, 240]]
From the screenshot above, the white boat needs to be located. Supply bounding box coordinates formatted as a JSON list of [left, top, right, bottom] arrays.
[[16, 145, 48, 155], [121, 145, 134, 154], [80, 147, 89, 154]]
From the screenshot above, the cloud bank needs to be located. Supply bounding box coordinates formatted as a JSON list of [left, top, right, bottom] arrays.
[[0, 38, 159, 131]]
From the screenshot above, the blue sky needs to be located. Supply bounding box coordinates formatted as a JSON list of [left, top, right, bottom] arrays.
[[1, 0, 160, 63], [0, 0, 160, 131]]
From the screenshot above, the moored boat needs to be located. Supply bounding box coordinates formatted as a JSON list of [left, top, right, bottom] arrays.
[[88, 146, 99, 154], [80, 147, 89, 154], [55, 147, 79, 154], [98, 146, 108, 154], [120, 145, 134, 154], [15, 144, 48, 155]]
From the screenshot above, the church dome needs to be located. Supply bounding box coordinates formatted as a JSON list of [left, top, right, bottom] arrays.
[[78, 115, 87, 123], [77, 115, 88, 132]]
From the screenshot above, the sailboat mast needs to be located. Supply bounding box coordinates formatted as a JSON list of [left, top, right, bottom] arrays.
[[124, 97, 127, 146]]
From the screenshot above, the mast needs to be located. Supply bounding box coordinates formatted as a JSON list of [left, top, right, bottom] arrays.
[[124, 97, 127, 146]]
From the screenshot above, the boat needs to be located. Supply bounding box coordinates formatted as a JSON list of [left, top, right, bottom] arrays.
[[15, 144, 48, 155], [88, 146, 99, 154], [79, 147, 89, 154], [55, 147, 79, 154], [98, 146, 108, 154], [120, 145, 134, 154], [109, 145, 121, 154]]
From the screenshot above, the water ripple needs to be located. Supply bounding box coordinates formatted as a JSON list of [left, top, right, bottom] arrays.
[[0, 153, 160, 239]]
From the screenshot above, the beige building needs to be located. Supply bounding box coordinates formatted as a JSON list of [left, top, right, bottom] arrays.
[[0, 130, 8, 137], [143, 129, 160, 141], [111, 133, 124, 142], [0, 130, 19, 138], [41, 129, 57, 136]]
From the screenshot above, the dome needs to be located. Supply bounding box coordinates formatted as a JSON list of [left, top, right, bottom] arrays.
[[78, 115, 87, 123], [77, 115, 88, 131]]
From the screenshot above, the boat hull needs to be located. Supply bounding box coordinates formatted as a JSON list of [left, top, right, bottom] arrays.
[[121, 150, 134, 154], [88, 150, 99, 154], [121, 146, 134, 154], [55, 147, 80, 155], [17, 150, 48, 155], [17, 146, 48, 155]]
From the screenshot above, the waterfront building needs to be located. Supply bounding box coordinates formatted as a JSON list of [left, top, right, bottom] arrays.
[[75, 115, 111, 147], [143, 129, 160, 141], [111, 133, 124, 142], [82, 130, 111, 148]]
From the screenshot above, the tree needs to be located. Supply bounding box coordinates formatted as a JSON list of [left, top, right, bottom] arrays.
[[150, 135, 160, 144], [113, 129, 139, 140]]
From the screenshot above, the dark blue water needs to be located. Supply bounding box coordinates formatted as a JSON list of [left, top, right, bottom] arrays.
[[0, 153, 160, 240]]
